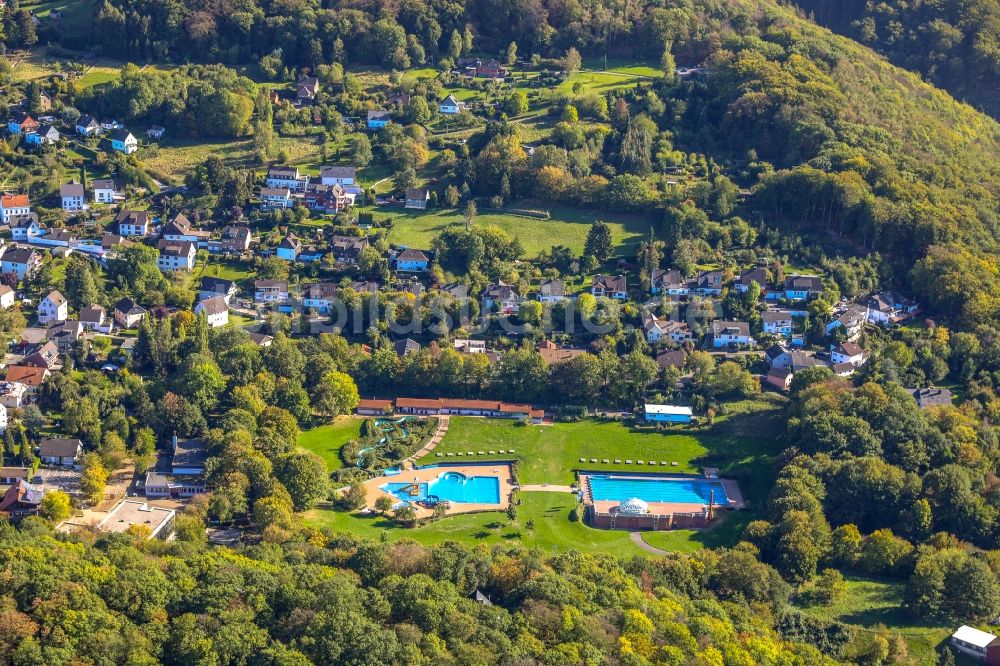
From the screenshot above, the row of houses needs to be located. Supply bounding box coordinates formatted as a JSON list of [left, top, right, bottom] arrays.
[[7, 112, 139, 154], [261, 165, 361, 213]]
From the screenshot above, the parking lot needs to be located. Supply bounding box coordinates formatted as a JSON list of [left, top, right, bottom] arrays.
[[36, 466, 81, 493]]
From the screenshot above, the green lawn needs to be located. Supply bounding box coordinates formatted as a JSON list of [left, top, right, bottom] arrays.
[[382, 203, 650, 255], [298, 417, 365, 472], [424, 417, 779, 493], [199, 259, 255, 283], [304, 490, 650, 556], [794, 574, 953, 663]]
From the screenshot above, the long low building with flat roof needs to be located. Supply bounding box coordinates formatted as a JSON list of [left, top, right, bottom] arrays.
[[357, 397, 544, 422]]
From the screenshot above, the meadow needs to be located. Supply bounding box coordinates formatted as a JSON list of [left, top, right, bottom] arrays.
[[297, 416, 365, 471], [381, 203, 650, 255]]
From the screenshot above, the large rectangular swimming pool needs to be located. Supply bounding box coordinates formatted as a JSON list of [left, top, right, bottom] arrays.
[[587, 474, 730, 506], [382, 470, 501, 504]]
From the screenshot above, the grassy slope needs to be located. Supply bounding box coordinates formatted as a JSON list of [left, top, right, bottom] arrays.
[[793, 574, 954, 663], [425, 417, 780, 490], [304, 490, 648, 556], [382, 204, 649, 255], [297, 416, 364, 472]]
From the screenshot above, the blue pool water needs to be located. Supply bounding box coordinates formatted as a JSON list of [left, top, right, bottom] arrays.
[[382, 471, 501, 504], [588, 474, 729, 505]]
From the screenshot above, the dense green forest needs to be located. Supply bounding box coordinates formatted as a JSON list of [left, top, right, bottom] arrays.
[[790, 0, 1000, 117], [0, 519, 919, 664]]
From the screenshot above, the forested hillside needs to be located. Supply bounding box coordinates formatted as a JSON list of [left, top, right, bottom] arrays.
[[791, 0, 1000, 117]]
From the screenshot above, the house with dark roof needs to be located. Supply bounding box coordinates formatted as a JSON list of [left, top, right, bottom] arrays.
[[394, 338, 421, 357], [782, 275, 824, 302], [404, 187, 430, 209], [831, 341, 869, 367], [483, 281, 521, 313], [199, 277, 238, 304], [330, 235, 369, 264], [711, 320, 753, 348], [591, 274, 627, 300], [156, 239, 196, 271], [651, 269, 687, 296], [206, 225, 253, 255], [113, 298, 147, 328], [80, 304, 111, 333], [39, 438, 82, 466], [0, 246, 39, 279], [303, 282, 339, 313], [117, 209, 150, 236], [75, 115, 101, 136], [909, 387, 953, 409], [319, 166, 356, 186], [276, 235, 302, 261]]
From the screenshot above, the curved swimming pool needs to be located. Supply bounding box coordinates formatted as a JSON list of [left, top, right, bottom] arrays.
[[382, 470, 501, 504]]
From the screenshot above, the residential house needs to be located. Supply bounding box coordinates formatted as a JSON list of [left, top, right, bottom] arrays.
[[766, 367, 793, 391], [319, 166, 356, 186], [296, 76, 320, 103], [59, 181, 87, 212], [656, 349, 687, 370], [910, 388, 953, 409], [711, 320, 754, 348], [440, 283, 469, 300], [7, 111, 39, 135], [866, 292, 919, 326], [38, 290, 68, 325], [266, 166, 309, 191], [831, 341, 869, 367], [161, 213, 209, 244], [109, 129, 138, 154], [949, 626, 1000, 665], [765, 344, 792, 369], [5, 366, 48, 394], [476, 60, 509, 78], [0, 286, 13, 309], [156, 239, 196, 271], [734, 267, 769, 293], [8, 213, 43, 240], [394, 248, 430, 272], [789, 351, 823, 371], [385, 92, 411, 107], [92, 178, 125, 204], [303, 282, 339, 313], [39, 438, 82, 466], [762, 310, 794, 336], [0, 382, 27, 408], [254, 280, 289, 304], [113, 298, 147, 328], [0, 467, 31, 484], [37, 92, 52, 112], [591, 274, 627, 300], [101, 233, 129, 253], [206, 225, 252, 255], [349, 280, 379, 293], [260, 187, 293, 209], [25, 124, 59, 146], [117, 209, 150, 236], [536, 340, 585, 364], [367, 110, 391, 129], [643, 313, 693, 345], [75, 115, 101, 136], [0, 246, 39, 279], [651, 269, 688, 296], [199, 277, 238, 304], [690, 270, 723, 296], [47, 320, 83, 352], [146, 125, 165, 139], [394, 338, 421, 357], [305, 183, 353, 213], [194, 296, 229, 328], [0, 194, 31, 223], [100, 118, 122, 131], [439, 94, 463, 114], [644, 404, 693, 423], [404, 187, 430, 209], [298, 245, 325, 263], [276, 235, 302, 261], [331, 235, 369, 264], [537, 279, 566, 304], [482, 281, 521, 314], [80, 304, 111, 332], [453, 339, 487, 354], [0, 478, 43, 517], [783, 275, 824, 302], [825, 305, 867, 341]]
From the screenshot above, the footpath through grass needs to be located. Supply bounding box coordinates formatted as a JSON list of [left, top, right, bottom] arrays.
[[297, 416, 364, 472], [304, 490, 649, 556]]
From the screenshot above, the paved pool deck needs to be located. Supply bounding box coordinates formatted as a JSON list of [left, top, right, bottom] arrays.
[[361, 463, 514, 519]]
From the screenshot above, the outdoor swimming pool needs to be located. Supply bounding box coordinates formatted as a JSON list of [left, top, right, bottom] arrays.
[[587, 474, 730, 506], [382, 471, 501, 504]]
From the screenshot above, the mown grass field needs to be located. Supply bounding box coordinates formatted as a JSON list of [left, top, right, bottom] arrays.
[[297, 416, 365, 472], [794, 574, 953, 663], [423, 416, 780, 491], [381, 203, 650, 255], [304, 490, 650, 556]]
